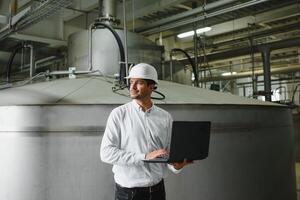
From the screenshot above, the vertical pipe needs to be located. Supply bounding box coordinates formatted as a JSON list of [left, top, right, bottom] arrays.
[[193, 31, 199, 87], [98, 0, 103, 18], [88, 22, 94, 71], [9, 0, 18, 16], [159, 32, 165, 80], [21, 47, 24, 72], [103, 0, 116, 18], [26, 44, 35, 78], [123, 0, 129, 85], [249, 37, 257, 98], [192, 1, 199, 87], [261, 47, 272, 101], [170, 52, 173, 81]]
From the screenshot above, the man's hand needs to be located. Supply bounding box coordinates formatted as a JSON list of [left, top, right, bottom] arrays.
[[145, 149, 168, 160], [171, 159, 193, 170]]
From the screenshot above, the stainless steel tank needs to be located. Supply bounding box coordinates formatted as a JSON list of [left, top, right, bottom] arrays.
[[68, 29, 162, 76], [0, 77, 296, 200]]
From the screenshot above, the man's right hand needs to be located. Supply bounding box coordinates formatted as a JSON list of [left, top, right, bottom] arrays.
[[145, 149, 168, 160]]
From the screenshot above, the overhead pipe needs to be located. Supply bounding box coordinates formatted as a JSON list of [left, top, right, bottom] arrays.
[[210, 22, 300, 50], [201, 64, 300, 82], [178, 36, 300, 66]]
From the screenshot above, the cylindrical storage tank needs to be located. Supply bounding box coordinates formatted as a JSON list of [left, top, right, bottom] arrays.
[[68, 29, 163, 76], [0, 77, 296, 200]]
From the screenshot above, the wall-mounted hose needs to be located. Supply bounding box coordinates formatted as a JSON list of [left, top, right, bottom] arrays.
[[170, 48, 199, 87], [92, 22, 126, 86], [6, 44, 24, 83], [6, 43, 35, 83], [292, 83, 300, 104]]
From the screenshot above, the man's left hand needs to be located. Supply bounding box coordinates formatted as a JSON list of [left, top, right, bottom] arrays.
[[171, 159, 193, 170]]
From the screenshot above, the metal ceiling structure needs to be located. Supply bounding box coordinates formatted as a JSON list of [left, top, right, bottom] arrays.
[[0, 0, 299, 94]]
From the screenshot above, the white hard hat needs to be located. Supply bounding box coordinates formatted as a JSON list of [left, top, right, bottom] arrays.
[[125, 63, 158, 84]]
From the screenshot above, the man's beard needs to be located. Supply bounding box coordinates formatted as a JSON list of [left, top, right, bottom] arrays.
[[130, 90, 141, 99]]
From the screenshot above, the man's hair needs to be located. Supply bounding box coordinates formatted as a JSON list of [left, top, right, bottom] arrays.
[[145, 79, 157, 90]]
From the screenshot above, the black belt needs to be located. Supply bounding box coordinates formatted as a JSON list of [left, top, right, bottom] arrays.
[[116, 179, 164, 193]]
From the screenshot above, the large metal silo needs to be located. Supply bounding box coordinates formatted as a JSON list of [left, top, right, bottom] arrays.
[[68, 29, 163, 76], [0, 77, 296, 200]]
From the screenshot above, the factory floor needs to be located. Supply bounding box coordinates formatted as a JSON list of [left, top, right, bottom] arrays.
[[296, 163, 300, 200]]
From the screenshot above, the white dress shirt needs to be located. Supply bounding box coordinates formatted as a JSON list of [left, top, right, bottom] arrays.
[[100, 100, 179, 188]]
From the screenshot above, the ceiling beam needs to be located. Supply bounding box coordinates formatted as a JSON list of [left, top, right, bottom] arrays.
[[138, 0, 272, 35], [135, 0, 238, 33], [120, 0, 188, 21]]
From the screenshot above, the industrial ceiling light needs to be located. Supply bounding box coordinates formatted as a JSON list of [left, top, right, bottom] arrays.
[[177, 27, 212, 38], [221, 72, 237, 76]]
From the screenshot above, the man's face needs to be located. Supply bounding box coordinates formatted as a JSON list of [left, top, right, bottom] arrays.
[[129, 78, 153, 100]]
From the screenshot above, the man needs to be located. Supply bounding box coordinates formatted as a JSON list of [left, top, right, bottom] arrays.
[[100, 63, 190, 200]]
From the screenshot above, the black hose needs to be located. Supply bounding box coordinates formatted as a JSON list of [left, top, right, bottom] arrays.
[[171, 48, 199, 87], [6, 44, 24, 83], [93, 22, 126, 85], [292, 83, 300, 104]]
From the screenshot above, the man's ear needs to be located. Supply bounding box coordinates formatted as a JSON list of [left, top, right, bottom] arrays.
[[150, 85, 156, 91]]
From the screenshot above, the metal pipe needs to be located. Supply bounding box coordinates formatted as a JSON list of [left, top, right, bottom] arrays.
[[178, 36, 300, 66], [237, 77, 300, 86], [193, 30, 199, 87], [98, 0, 103, 18], [122, 0, 129, 85], [140, 0, 269, 35], [136, 0, 237, 33], [210, 22, 300, 50], [25, 44, 35, 78], [48, 70, 97, 76], [17, 56, 57, 70], [20, 47, 24, 72], [35, 56, 57, 68], [169, 52, 173, 81], [102, 0, 116, 18], [9, 0, 18, 16], [202, 64, 300, 82], [88, 22, 95, 71], [261, 47, 271, 101]]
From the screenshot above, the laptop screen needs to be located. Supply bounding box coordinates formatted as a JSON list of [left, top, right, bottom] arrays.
[[168, 121, 211, 162]]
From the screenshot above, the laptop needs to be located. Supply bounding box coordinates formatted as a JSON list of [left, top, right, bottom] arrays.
[[143, 121, 211, 163]]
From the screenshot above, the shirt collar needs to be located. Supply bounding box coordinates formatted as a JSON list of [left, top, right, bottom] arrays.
[[132, 100, 155, 113]]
